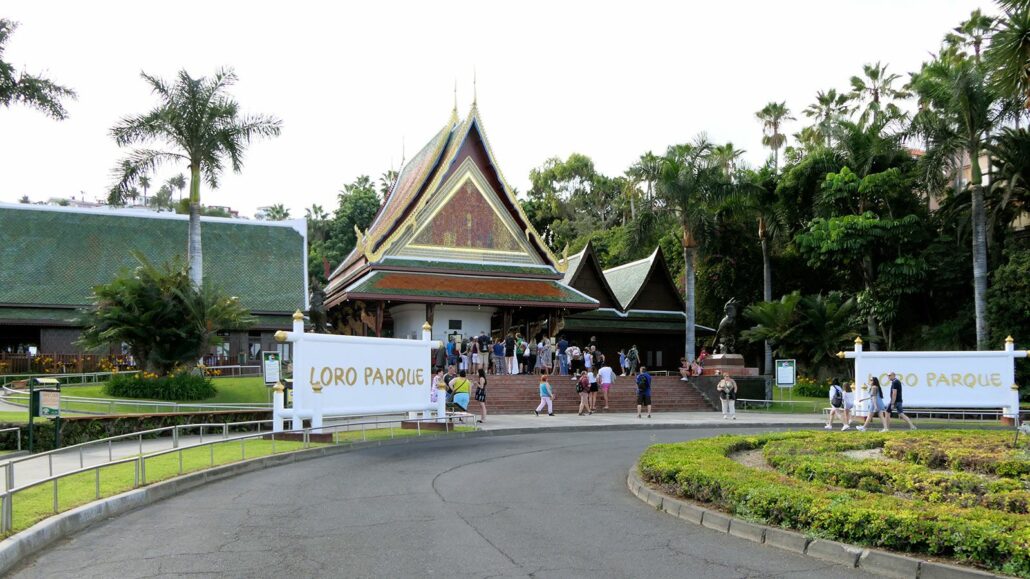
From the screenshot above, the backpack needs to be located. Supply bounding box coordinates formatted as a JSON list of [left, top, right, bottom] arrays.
[[831, 385, 843, 408], [636, 374, 647, 390]]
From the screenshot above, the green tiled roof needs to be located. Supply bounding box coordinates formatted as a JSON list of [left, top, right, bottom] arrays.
[[0, 206, 306, 313], [603, 252, 655, 309], [379, 257, 556, 276], [564, 308, 715, 334], [561, 250, 584, 285], [0, 307, 79, 324], [562, 318, 685, 332]]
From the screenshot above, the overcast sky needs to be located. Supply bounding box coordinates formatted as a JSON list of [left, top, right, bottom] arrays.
[[1, 0, 990, 217]]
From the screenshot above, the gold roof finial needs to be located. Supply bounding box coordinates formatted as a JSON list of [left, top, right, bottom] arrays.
[[293, 310, 304, 321], [422, 321, 432, 331], [274, 330, 288, 343], [854, 336, 863, 345], [1006, 335, 1014, 345], [472, 67, 477, 106], [836, 351, 845, 359], [273, 381, 285, 393]]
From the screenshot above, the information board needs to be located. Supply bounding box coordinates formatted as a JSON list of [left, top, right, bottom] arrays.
[[40, 390, 60, 417], [775, 359, 796, 387], [262, 351, 282, 385]]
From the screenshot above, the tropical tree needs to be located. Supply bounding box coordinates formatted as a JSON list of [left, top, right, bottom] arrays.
[[755, 101, 794, 172], [139, 175, 151, 207], [986, 3, 1030, 113], [110, 68, 281, 286], [848, 62, 910, 125], [167, 173, 186, 203], [378, 170, 398, 198], [78, 254, 252, 374], [909, 50, 1003, 349], [264, 203, 290, 221], [0, 19, 76, 120], [656, 135, 730, 363], [17, 195, 29, 204], [742, 291, 859, 373], [741, 291, 803, 360], [736, 166, 780, 374], [711, 143, 745, 178], [152, 184, 174, 211], [946, 9, 996, 64], [627, 151, 662, 208], [803, 89, 849, 147]]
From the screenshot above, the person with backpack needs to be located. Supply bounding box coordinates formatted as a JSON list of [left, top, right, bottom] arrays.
[[449, 369, 472, 412], [534, 373, 555, 416], [567, 343, 582, 378], [627, 345, 640, 376], [504, 331, 517, 375], [635, 366, 652, 418], [576, 371, 591, 415], [826, 377, 848, 430], [716, 371, 737, 419]]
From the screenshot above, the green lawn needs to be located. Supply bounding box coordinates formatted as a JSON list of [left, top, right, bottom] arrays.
[[735, 387, 826, 414], [0, 410, 29, 424]]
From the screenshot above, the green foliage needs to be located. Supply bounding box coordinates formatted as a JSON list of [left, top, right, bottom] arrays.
[[742, 291, 859, 372], [0, 19, 76, 120], [105, 373, 216, 401], [639, 431, 1030, 576], [316, 176, 381, 283], [988, 249, 1030, 393], [793, 375, 830, 397], [77, 254, 253, 374]]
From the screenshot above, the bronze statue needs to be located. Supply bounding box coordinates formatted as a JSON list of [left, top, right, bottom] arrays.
[[308, 279, 329, 334], [712, 298, 738, 354]]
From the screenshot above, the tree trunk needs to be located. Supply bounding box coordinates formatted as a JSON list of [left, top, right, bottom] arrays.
[[629, 193, 636, 221], [971, 179, 989, 350], [684, 244, 696, 364], [188, 165, 203, 287], [760, 232, 773, 374], [861, 255, 880, 351]]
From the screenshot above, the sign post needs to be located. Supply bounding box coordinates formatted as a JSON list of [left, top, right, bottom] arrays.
[[261, 351, 282, 385], [775, 359, 796, 387]]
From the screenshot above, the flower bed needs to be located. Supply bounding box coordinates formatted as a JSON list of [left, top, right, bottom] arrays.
[[638, 431, 1030, 577]]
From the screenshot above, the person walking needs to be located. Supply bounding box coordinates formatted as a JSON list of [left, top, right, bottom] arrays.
[[886, 371, 916, 430], [557, 335, 569, 376], [717, 372, 737, 419], [567, 343, 582, 378], [597, 361, 614, 411], [474, 368, 488, 423], [857, 376, 888, 431], [492, 338, 505, 375], [627, 345, 640, 376], [618, 349, 627, 377], [470, 338, 481, 376], [576, 371, 591, 415], [843, 381, 855, 428], [635, 365, 652, 418], [826, 377, 847, 430], [535, 373, 554, 416], [587, 367, 599, 412], [504, 332, 517, 375]]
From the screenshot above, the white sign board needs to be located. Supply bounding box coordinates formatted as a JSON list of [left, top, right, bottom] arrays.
[[40, 390, 60, 417], [262, 351, 281, 385], [854, 351, 1016, 409], [775, 359, 796, 387]]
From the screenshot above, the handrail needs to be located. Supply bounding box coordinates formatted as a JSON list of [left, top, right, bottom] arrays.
[[0, 371, 139, 389], [0, 412, 476, 533], [1, 387, 271, 415]]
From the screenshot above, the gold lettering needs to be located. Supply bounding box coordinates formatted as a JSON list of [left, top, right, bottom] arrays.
[[334, 367, 345, 386], [345, 367, 357, 386], [385, 368, 395, 385], [373, 368, 384, 383], [903, 373, 917, 387], [364, 367, 373, 385], [991, 373, 1002, 387], [416, 369, 425, 385], [950, 373, 963, 387], [310, 367, 320, 387], [938, 374, 951, 386], [962, 373, 976, 388], [320, 367, 332, 386], [396, 368, 406, 387], [926, 373, 936, 387]]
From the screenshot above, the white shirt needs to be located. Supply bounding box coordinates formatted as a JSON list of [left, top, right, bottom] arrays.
[[587, 371, 596, 384], [584, 352, 593, 368], [597, 366, 615, 385]]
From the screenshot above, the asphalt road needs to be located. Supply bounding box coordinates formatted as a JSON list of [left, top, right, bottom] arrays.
[[11, 427, 876, 579]]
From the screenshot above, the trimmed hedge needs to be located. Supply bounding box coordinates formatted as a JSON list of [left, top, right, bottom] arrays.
[[639, 431, 1030, 577], [104, 373, 216, 401]]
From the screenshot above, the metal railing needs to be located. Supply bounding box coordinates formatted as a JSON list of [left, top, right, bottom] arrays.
[[0, 412, 476, 534], [0, 371, 139, 389], [1, 386, 270, 416], [736, 398, 1019, 423]]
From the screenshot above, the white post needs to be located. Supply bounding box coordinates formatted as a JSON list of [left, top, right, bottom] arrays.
[[852, 337, 866, 418], [273, 381, 285, 432], [311, 382, 323, 431], [290, 310, 305, 431], [1005, 336, 1021, 423]]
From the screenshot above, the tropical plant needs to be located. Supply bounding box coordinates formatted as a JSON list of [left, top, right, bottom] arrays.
[[78, 254, 253, 374], [945, 9, 996, 64], [264, 203, 290, 221], [711, 143, 745, 178], [847, 61, 911, 125], [909, 50, 1004, 349], [110, 68, 281, 286], [378, 170, 398, 198], [167, 173, 186, 203], [741, 291, 802, 359], [0, 19, 76, 120], [755, 101, 794, 172], [139, 175, 150, 206], [803, 89, 849, 147], [987, 3, 1030, 113]]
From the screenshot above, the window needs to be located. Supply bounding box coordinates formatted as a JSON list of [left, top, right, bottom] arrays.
[[276, 342, 291, 362], [215, 331, 230, 358], [248, 332, 262, 360], [448, 319, 462, 330]]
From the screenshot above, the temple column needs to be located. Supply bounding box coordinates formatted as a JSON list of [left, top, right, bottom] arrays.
[[502, 308, 513, 336], [425, 303, 435, 329], [375, 302, 384, 338]]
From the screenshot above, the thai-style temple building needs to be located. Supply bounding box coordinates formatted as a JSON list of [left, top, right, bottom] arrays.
[[324, 104, 709, 369], [324, 104, 598, 343], [560, 242, 714, 369]]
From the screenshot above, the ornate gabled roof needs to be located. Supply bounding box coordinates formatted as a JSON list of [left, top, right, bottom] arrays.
[[603, 247, 685, 312], [562, 242, 621, 310], [326, 104, 565, 303]]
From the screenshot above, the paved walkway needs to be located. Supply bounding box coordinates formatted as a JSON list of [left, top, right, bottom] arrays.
[[476, 410, 822, 431], [10, 428, 872, 578]]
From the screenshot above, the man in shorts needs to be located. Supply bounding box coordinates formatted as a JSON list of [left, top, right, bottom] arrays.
[[597, 361, 615, 411], [636, 365, 652, 418], [887, 371, 916, 430]]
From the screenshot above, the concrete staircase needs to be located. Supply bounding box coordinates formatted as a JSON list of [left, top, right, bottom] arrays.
[[460, 374, 715, 415]]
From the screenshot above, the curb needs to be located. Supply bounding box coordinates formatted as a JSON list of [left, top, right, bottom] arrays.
[[626, 464, 1007, 579]]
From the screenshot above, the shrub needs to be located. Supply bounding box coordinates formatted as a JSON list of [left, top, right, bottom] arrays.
[[639, 431, 1030, 576], [794, 375, 829, 398], [104, 373, 216, 401]]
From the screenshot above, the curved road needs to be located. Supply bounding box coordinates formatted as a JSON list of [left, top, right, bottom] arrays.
[[12, 428, 874, 578]]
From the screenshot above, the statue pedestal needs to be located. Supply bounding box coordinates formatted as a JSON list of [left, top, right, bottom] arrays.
[[702, 354, 759, 377]]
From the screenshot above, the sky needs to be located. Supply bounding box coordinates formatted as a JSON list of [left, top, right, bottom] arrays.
[[1, 0, 992, 218]]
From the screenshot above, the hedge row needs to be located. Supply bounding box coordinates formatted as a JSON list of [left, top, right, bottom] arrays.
[[0, 410, 272, 452], [763, 434, 1029, 514], [638, 431, 1030, 577], [882, 432, 1030, 479], [104, 372, 216, 401]]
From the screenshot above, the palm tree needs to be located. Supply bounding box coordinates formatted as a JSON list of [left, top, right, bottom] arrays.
[[378, 170, 398, 198], [656, 135, 728, 363], [711, 143, 745, 178], [627, 152, 662, 208], [265, 203, 290, 221], [755, 102, 794, 173], [947, 9, 996, 64], [986, 4, 1030, 113], [111, 68, 281, 286], [139, 175, 150, 207], [167, 173, 186, 203], [848, 62, 910, 125], [0, 19, 76, 120], [909, 54, 1001, 349], [803, 89, 849, 147]]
